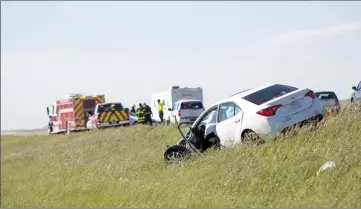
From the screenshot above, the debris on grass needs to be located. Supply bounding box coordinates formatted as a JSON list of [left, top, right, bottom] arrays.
[[119, 177, 129, 183], [317, 161, 336, 176]]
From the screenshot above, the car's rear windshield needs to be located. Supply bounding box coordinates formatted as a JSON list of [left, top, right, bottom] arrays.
[[97, 103, 123, 113], [315, 92, 337, 100], [180, 101, 204, 110], [242, 84, 298, 105]]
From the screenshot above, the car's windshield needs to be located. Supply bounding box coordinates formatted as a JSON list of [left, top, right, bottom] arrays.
[[129, 112, 136, 117], [96, 103, 123, 113], [315, 92, 337, 100], [180, 101, 204, 110], [242, 84, 298, 105]]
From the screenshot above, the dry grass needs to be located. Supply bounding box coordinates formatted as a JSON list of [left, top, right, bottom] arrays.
[[1, 108, 361, 207]]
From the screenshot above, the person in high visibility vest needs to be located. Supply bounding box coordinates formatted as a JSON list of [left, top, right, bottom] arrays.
[[136, 103, 145, 124], [157, 99, 165, 122]]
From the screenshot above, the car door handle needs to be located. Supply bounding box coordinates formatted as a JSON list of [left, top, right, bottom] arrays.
[[234, 118, 240, 123]]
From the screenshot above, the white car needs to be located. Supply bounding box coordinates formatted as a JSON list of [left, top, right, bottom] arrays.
[[128, 111, 157, 125], [169, 100, 205, 124], [182, 84, 324, 146], [351, 81, 361, 106], [315, 91, 341, 114]]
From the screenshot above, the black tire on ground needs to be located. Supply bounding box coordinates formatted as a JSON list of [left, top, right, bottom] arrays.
[[48, 123, 53, 134], [164, 145, 191, 164], [242, 130, 265, 145]]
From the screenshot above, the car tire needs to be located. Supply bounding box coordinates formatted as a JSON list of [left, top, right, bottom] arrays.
[[242, 130, 264, 145], [164, 145, 191, 164]]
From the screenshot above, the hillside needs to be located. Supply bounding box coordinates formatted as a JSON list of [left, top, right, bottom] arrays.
[[1, 108, 361, 207]]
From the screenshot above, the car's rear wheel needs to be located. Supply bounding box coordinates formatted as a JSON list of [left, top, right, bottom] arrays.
[[242, 130, 265, 145]]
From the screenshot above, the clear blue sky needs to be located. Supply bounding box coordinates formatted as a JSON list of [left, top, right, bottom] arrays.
[[1, 1, 361, 130]]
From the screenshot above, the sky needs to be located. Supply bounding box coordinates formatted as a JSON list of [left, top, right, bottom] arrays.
[[1, 1, 361, 131]]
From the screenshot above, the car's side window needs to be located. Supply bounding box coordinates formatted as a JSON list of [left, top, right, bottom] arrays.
[[218, 102, 241, 123], [357, 81, 361, 91]]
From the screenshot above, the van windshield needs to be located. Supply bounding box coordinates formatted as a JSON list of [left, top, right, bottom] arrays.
[[243, 84, 298, 105], [180, 101, 204, 110], [97, 103, 123, 113]]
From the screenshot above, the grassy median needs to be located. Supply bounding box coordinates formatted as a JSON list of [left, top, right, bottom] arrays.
[[1, 108, 361, 207]]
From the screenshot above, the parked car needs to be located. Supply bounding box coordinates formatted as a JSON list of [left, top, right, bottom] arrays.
[[165, 83, 324, 156], [315, 91, 341, 115], [129, 111, 157, 125], [351, 81, 361, 107]]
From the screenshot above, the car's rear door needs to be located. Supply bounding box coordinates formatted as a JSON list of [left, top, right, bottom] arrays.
[[215, 102, 243, 146]]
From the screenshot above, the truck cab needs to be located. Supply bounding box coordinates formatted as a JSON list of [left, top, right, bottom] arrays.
[[169, 100, 205, 124], [351, 81, 361, 105], [87, 102, 130, 129]]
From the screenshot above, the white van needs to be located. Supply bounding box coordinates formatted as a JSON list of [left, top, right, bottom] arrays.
[[169, 99, 205, 124]]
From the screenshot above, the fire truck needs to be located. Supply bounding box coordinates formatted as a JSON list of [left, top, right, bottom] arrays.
[[46, 93, 106, 134]]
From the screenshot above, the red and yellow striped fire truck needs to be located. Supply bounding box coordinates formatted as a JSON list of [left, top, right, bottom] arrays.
[[46, 94, 106, 134]]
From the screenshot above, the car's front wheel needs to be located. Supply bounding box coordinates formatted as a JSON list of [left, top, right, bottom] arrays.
[[242, 130, 265, 145], [164, 145, 191, 164]]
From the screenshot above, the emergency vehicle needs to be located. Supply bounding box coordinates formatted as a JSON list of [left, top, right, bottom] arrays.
[[46, 93, 106, 134], [86, 102, 130, 129], [150, 86, 205, 123]]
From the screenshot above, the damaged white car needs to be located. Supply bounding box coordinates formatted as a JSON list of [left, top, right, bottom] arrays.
[[164, 83, 324, 163]]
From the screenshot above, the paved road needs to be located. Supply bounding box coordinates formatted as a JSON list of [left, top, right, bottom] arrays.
[[1, 130, 48, 136]]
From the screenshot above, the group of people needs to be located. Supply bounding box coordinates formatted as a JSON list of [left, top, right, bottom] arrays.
[[129, 99, 165, 126]]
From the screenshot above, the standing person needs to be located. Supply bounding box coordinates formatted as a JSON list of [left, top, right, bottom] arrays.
[[157, 99, 165, 123], [136, 103, 145, 124], [130, 105, 136, 113], [143, 102, 153, 126]]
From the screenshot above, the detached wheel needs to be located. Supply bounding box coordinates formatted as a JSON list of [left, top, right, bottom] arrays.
[[164, 145, 191, 164], [243, 131, 264, 145]]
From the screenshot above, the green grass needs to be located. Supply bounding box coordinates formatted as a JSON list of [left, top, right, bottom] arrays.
[[2, 108, 361, 208]]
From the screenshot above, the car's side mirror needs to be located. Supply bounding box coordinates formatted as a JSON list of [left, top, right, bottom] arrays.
[[168, 108, 173, 111], [352, 86, 357, 90]]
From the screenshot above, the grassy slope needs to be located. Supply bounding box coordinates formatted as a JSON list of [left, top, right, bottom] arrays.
[[1, 109, 361, 208]]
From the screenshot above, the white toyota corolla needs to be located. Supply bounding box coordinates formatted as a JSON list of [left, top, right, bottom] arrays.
[[187, 83, 324, 146]]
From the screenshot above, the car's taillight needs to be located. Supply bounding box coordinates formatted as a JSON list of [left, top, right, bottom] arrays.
[[256, 104, 283, 117], [178, 110, 181, 117], [305, 90, 316, 99], [335, 99, 340, 106]]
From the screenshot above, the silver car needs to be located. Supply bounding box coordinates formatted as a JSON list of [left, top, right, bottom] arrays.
[[128, 111, 157, 125], [315, 91, 341, 115]]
